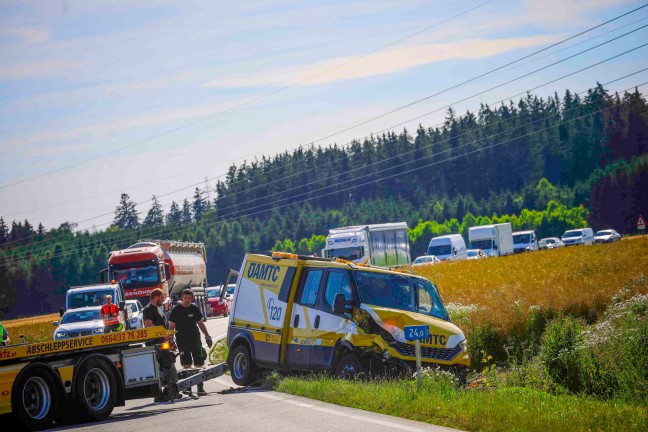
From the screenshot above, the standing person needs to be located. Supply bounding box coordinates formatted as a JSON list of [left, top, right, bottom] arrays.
[[0, 321, 9, 346], [168, 289, 213, 397], [144, 288, 181, 402], [100, 294, 122, 333], [143, 288, 167, 329]]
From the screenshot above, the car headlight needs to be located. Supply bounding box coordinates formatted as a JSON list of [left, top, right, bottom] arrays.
[[55, 332, 66, 338], [92, 328, 104, 334], [460, 340, 468, 352]]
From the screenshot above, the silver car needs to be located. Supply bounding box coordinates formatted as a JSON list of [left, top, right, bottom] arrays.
[[594, 229, 621, 244], [126, 299, 144, 329], [52, 307, 104, 340], [539, 237, 564, 249]]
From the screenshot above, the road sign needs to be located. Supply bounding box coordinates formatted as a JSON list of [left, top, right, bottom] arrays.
[[638, 215, 646, 231], [404, 325, 430, 341]]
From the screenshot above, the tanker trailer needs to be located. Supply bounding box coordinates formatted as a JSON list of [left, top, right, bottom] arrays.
[[103, 240, 209, 319]]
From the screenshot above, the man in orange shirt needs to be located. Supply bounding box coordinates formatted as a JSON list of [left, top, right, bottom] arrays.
[[101, 294, 122, 333]]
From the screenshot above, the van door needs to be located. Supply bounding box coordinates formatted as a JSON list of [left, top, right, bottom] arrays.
[[286, 268, 324, 370], [309, 269, 354, 369]]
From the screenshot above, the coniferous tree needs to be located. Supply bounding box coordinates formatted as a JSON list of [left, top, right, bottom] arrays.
[[143, 195, 165, 228], [0, 218, 8, 245], [166, 201, 182, 226], [113, 193, 139, 230], [181, 199, 193, 224], [192, 188, 205, 222]]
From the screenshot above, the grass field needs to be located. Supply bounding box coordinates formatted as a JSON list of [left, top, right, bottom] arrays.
[[4, 238, 647, 431]]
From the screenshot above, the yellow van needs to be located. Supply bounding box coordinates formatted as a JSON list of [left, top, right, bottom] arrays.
[[226, 252, 469, 385]]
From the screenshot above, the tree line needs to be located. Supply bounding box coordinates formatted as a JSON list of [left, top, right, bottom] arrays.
[[1, 84, 646, 318]]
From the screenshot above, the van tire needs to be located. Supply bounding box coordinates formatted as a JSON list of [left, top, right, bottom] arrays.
[[229, 345, 260, 386], [335, 354, 366, 380], [73, 358, 117, 421]]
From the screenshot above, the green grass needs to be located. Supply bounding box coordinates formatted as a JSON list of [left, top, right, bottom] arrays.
[[277, 376, 648, 432]]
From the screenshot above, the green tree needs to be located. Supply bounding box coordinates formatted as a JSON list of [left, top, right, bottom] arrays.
[[143, 195, 165, 228], [113, 193, 139, 230], [166, 201, 182, 225]]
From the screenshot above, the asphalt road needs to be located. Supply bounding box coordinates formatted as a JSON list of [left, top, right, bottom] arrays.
[[50, 316, 462, 432]]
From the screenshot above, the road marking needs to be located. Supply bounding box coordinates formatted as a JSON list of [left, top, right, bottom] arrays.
[[212, 378, 439, 431]]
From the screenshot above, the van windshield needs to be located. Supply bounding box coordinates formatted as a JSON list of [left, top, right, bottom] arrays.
[[353, 271, 449, 321], [427, 245, 451, 256], [513, 234, 531, 244], [324, 247, 364, 261], [469, 239, 492, 250], [68, 290, 115, 308], [563, 231, 583, 238]]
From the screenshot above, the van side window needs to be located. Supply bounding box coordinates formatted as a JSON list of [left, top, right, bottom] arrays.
[[299, 269, 323, 306], [324, 271, 352, 307]]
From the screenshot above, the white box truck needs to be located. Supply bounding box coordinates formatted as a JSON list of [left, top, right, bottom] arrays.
[[427, 234, 468, 260], [468, 223, 514, 257], [321, 222, 411, 267]]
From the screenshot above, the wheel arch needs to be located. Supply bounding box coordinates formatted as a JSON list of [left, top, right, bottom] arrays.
[[228, 332, 256, 362]]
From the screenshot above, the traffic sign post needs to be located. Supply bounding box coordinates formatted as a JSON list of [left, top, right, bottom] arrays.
[[638, 215, 646, 232], [405, 324, 430, 389]]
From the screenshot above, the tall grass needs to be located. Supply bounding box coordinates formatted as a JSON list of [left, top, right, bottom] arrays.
[[3, 313, 59, 344]]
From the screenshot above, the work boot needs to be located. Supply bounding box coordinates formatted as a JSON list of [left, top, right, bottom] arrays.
[[196, 383, 207, 396]]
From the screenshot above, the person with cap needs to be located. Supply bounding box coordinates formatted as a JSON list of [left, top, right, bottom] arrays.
[[101, 294, 122, 333], [168, 288, 212, 397]]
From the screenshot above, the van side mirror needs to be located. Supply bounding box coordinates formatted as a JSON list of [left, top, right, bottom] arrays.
[[165, 264, 171, 280], [59, 307, 64, 318], [119, 301, 126, 311], [333, 293, 349, 315], [99, 268, 108, 283]]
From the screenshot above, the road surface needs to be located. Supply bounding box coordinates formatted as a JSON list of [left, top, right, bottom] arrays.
[[50, 315, 462, 432]]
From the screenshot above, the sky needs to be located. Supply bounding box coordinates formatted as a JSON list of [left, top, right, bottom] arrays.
[[1, 0, 647, 232]]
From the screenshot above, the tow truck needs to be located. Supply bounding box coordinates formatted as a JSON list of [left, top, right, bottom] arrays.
[[0, 326, 227, 430]]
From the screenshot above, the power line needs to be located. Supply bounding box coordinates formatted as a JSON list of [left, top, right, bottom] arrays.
[[4, 32, 647, 252], [6, 7, 646, 220], [0, 0, 497, 191], [4, 78, 646, 267]]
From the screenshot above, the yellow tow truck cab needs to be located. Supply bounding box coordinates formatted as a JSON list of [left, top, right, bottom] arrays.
[[0, 326, 226, 430], [226, 252, 470, 384]]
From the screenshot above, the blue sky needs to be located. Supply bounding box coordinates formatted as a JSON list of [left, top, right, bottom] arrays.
[[0, 0, 646, 231]]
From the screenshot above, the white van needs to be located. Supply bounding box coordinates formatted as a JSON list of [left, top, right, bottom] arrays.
[[427, 234, 467, 260], [561, 228, 594, 246]]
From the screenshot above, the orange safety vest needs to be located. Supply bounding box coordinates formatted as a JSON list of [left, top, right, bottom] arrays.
[[101, 303, 120, 325]]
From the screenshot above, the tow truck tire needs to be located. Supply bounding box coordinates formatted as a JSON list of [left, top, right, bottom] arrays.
[[73, 358, 117, 421], [229, 345, 260, 386], [335, 354, 366, 380], [12, 364, 63, 431]]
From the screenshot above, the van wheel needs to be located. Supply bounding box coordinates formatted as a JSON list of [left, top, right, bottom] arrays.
[[12, 365, 62, 431], [335, 354, 366, 380], [73, 359, 117, 421], [228, 345, 260, 386]]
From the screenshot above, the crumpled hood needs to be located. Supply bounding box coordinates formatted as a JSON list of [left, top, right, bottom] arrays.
[[361, 304, 465, 348]]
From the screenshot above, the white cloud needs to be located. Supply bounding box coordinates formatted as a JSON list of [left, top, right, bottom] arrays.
[[203, 35, 557, 89]]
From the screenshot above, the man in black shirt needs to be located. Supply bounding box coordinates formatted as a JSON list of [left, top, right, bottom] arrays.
[[168, 288, 212, 396], [143, 288, 167, 329]]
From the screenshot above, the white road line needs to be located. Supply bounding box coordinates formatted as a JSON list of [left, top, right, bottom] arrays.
[[212, 378, 435, 432]]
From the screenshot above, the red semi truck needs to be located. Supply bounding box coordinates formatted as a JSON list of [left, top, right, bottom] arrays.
[[102, 240, 209, 318]]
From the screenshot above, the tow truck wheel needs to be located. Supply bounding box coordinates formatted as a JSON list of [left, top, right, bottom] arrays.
[[335, 354, 366, 380], [73, 358, 117, 421], [12, 364, 63, 431], [229, 345, 260, 386]]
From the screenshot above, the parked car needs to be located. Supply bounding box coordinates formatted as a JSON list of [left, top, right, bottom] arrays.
[[52, 306, 105, 340], [561, 228, 594, 246], [125, 299, 144, 329], [539, 237, 564, 249], [206, 283, 236, 317], [412, 255, 442, 267], [466, 249, 487, 259], [594, 229, 621, 243]]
